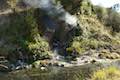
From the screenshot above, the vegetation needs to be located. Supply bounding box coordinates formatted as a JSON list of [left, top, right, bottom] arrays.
[[1, 0, 119, 60], [93, 6, 108, 22], [92, 5, 120, 32], [7, 0, 17, 11], [0, 0, 120, 74], [91, 67, 120, 80], [0, 8, 51, 61], [107, 10, 120, 32], [62, 0, 120, 57]]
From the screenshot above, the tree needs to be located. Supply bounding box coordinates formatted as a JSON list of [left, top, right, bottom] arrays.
[[107, 10, 120, 32], [94, 6, 108, 22]]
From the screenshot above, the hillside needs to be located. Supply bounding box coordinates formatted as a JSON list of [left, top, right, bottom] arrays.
[[0, 0, 120, 80]]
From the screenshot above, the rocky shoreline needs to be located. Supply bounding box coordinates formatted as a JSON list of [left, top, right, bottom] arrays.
[[0, 48, 120, 72]]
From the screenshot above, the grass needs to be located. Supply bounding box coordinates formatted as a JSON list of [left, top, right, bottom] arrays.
[[91, 66, 120, 80]]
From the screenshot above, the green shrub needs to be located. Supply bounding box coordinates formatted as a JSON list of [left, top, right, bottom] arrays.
[[56, 0, 81, 14], [24, 9, 51, 59], [7, 0, 17, 10], [80, 0, 92, 15], [94, 6, 120, 32], [0, 9, 51, 59], [66, 37, 109, 55], [94, 6, 108, 22], [107, 10, 120, 32]]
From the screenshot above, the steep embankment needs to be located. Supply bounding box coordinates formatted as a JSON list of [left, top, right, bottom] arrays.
[[63, 0, 120, 60], [0, 1, 52, 68]]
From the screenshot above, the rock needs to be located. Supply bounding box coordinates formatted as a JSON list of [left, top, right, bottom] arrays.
[[101, 49, 110, 53], [0, 56, 11, 72], [15, 66, 22, 70], [60, 64, 64, 67], [40, 67, 47, 70], [32, 61, 41, 68], [53, 63, 59, 67], [10, 64, 16, 71], [98, 52, 120, 59], [57, 63, 65, 67], [32, 60, 51, 68], [91, 59, 97, 64], [84, 61, 88, 63], [48, 63, 52, 66], [112, 53, 120, 59], [25, 64, 32, 69], [0, 64, 10, 72]]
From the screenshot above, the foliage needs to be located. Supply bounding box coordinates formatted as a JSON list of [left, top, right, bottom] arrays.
[[0, 10, 28, 56], [56, 0, 81, 14], [0, 8, 51, 60], [80, 0, 92, 15], [91, 66, 120, 80], [94, 6, 108, 22], [24, 9, 51, 59], [66, 38, 108, 55], [7, 0, 17, 9], [93, 5, 120, 32], [106, 10, 120, 32]]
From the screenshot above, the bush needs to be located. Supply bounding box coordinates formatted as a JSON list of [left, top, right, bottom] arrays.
[[66, 33, 112, 56], [0, 9, 51, 60], [80, 0, 92, 15], [25, 9, 51, 59], [56, 0, 83, 14], [66, 39, 101, 55], [7, 0, 17, 9], [94, 6, 108, 22], [91, 67, 120, 80], [94, 6, 120, 32], [107, 10, 120, 32]]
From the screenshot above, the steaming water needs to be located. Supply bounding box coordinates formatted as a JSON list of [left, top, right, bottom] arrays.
[[0, 60, 120, 80], [23, 0, 77, 27], [52, 48, 61, 61]]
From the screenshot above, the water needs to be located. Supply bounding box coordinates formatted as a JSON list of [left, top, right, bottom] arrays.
[[0, 64, 97, 80], [52, 48, 62, 61], [0, 60, 120, 80]]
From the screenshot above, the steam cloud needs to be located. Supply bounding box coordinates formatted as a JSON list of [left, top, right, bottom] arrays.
[[23, 0, 77, 27]]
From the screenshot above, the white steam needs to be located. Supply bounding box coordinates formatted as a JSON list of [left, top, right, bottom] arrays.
[[24, 0, 77, 26]]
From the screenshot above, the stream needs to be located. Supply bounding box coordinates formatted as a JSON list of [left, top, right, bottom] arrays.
[[0, 60, 120, 80]]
